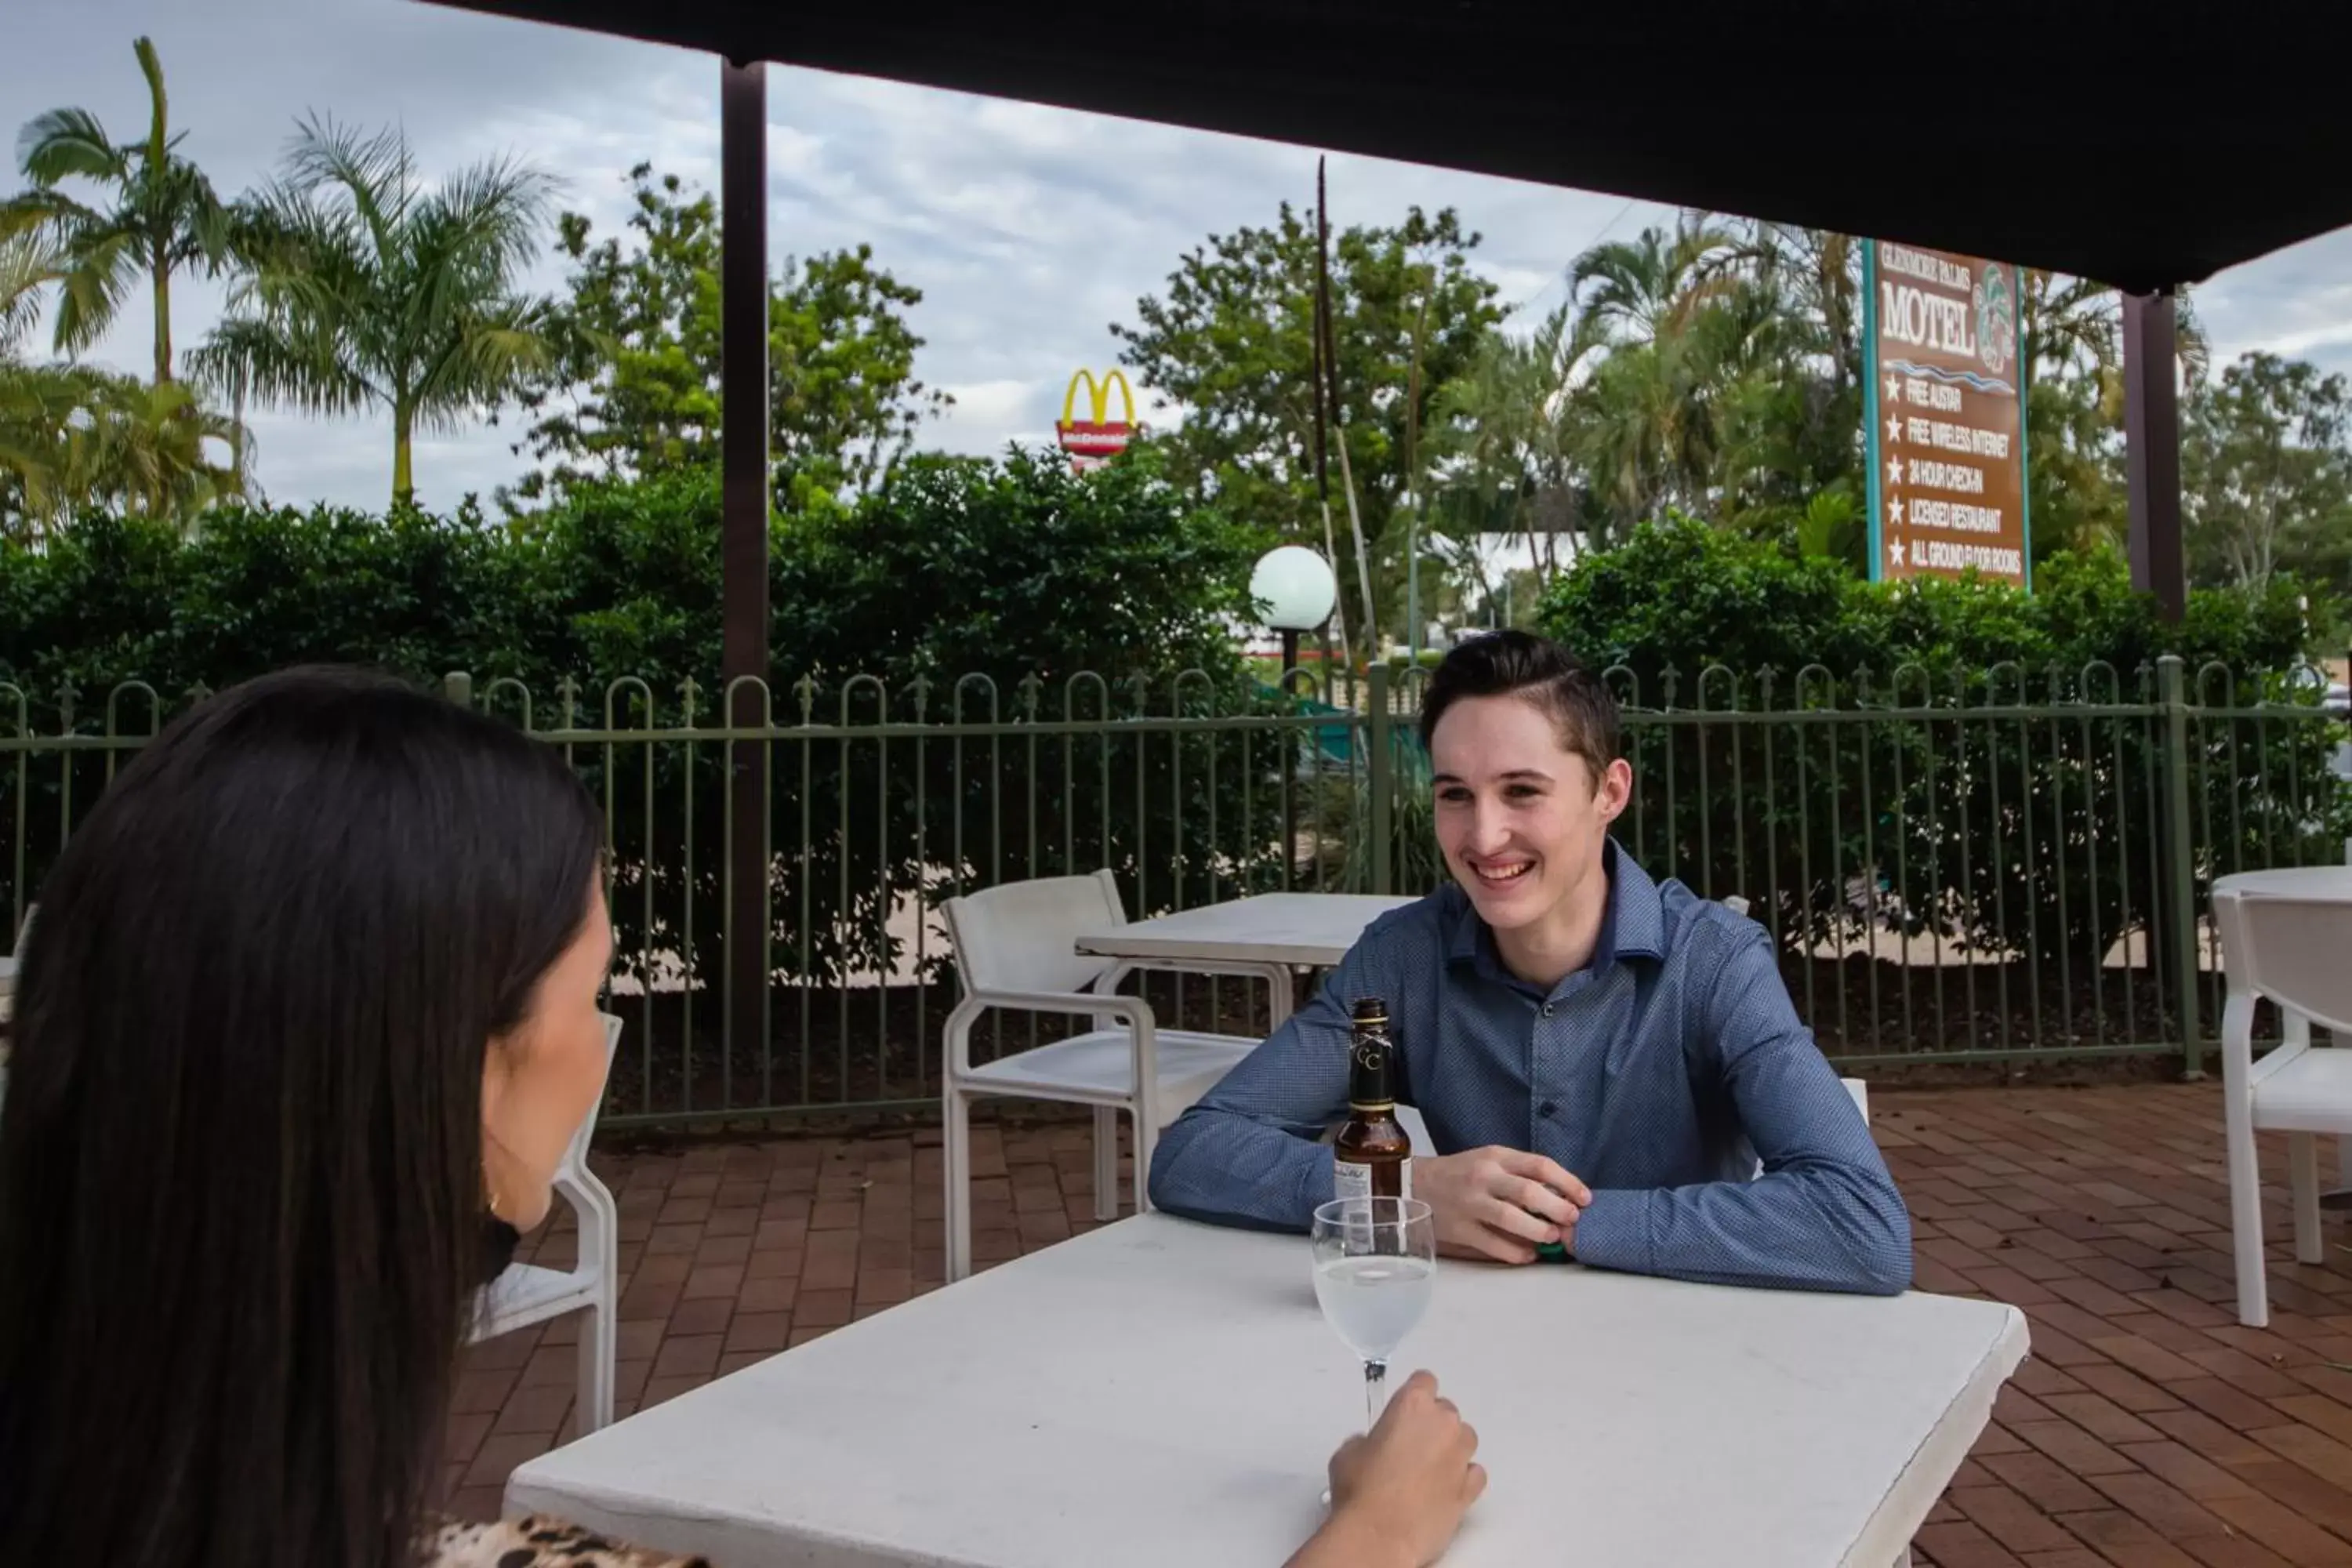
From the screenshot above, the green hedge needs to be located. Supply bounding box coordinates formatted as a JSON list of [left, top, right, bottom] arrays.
[[0, 447, 1286, 986], [1536, 519, 2337, 975], [1537, 516, 2313, 688]]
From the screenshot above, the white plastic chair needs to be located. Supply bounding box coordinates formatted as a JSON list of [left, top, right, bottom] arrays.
[[470, 1010, 622, 1433], [0, 905, 33, 1109], [0, 903, 33, 1022], [941, 871, 1260, 1281], [2212, 879, 2352, 1327]]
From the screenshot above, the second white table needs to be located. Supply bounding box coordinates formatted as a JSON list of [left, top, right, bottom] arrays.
[[1076, 891, 1415, 1026]]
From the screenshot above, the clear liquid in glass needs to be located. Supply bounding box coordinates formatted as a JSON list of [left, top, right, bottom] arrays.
[[1312, 1253, 1435, 1361]]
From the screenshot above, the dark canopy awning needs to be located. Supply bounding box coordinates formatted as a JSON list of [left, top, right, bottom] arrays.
[[428, 2, 2333, 293]]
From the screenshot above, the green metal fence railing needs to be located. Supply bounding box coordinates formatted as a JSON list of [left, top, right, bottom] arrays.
[[4, 656, 2344, 1126]]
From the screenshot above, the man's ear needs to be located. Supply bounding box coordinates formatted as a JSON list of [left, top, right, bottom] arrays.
[[1595, 757, 1634, 822]]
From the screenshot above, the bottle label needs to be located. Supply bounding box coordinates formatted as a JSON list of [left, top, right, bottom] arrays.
[[1334, 1156, 1371, 1201], [1334, 1157, 1412, 1202]]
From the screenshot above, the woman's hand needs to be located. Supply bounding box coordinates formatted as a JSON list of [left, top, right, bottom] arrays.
[[1286, 1371, 1487, 1568]]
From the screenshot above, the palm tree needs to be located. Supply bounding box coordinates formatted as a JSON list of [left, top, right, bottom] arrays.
[[190, 116, 557, 505], [0, 363, 244, 543], [0, 36, 227, 385], [1429, 305, 1598, 569], [1568, 218, 1740, 351]]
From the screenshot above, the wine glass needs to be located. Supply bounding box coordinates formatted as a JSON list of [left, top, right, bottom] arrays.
[[1311, 1196, 1437, 1429]]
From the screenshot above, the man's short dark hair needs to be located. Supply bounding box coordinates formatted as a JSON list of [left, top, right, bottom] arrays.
[[1418, 630, 1621, 783]]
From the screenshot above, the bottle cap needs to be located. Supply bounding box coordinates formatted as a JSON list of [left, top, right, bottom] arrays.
[[1351, 996, 1388, 1025]]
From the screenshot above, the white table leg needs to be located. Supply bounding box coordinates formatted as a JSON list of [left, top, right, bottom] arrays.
[[1259, 962, 1294, 1029]]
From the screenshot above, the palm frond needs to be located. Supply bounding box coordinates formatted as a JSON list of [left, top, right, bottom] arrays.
[[0, 230, 66, 355], [0, 187, 100, 247], [191, 314, 379, 419], [420, 156, 561, 279], [49, 231, 142, 358], [408, 307, 553, 430], [16, 107, 127, 186], [132, 37, 169, 165], [281, 114, 414, 250]]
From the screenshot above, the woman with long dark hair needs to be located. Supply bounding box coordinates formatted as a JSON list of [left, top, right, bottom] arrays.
[[0, 666, 1481, 1568]]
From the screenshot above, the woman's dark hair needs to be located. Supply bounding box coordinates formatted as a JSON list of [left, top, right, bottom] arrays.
[[1418, 629, 1621, 783], [0, 666, 605, 1568]]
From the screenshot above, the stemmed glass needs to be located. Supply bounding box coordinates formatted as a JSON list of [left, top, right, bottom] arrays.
[[1311, 1196, 1437, 1428]]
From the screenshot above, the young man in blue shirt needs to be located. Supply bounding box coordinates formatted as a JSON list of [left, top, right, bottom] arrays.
[[1149, 630, 1912, 1294]]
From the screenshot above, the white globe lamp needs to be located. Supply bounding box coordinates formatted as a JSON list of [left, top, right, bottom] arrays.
[[1251, 544, 1338, 632], [1250, 546, 1338, 692]]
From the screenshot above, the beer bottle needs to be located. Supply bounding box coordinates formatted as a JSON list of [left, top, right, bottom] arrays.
[[1334, 996, 1411, 1201]]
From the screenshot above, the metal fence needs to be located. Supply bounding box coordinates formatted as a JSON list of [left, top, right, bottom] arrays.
[[4, 657, 2344, 1127]]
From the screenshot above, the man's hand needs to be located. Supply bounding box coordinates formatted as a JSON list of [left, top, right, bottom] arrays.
[[1413, 1146, 1589, 1264], [1287, 1371, 1486, 1568]]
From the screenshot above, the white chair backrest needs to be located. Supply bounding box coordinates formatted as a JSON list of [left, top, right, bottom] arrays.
[[1843, 1076, 1869, 1123], [562, 1011, 624, 1175], [2213, 889, 2352, 1035], [944, 871, 1125, 996]]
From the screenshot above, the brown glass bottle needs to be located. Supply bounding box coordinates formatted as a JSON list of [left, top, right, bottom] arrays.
[[1334, 997, 1412, 1201]]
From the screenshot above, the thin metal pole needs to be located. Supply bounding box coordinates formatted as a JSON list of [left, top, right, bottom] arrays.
[[1368, 663, 1394, 895], [1280, 627, 1301, 894], [2159, 655, 2201, 1077], [1407, 510, 1420, 666]]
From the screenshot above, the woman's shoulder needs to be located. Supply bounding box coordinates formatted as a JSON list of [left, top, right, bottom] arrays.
[[427, 1514, 713, 1568]]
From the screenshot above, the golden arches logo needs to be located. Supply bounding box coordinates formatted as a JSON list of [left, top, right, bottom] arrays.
[[1055, 368, 1138, 465], [1061, 368, 1135, 429]]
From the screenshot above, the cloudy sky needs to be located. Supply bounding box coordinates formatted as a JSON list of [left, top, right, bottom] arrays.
[[12, 0, 2352, 514]]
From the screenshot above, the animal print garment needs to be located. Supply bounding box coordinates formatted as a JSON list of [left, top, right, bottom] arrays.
[[428, 1513, 713, 1567]]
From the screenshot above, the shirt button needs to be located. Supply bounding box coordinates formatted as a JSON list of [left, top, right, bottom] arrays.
[[1538, 1101, 1558, 1118], [1541, 1003, 1556, 1018]]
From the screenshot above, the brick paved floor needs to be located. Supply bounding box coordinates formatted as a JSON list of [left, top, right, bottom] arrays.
[[451, 1083, 2352, 1566]]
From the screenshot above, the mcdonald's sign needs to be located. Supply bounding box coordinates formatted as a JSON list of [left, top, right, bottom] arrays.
[[1054, 368, 1138, 471]]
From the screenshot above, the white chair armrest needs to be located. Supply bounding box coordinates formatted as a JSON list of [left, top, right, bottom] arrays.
[[946, 989, 1161, 1110], [2251, 1007, 2314, 1089], [968, 988, 1154, 1024]]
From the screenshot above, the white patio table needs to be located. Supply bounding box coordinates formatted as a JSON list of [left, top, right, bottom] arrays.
[[1074, 891, 1415, 1027], [508, 1211, 2026, 1568]]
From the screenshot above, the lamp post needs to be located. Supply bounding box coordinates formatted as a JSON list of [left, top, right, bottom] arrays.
[[1251, 545, 1339, 698], [1253, 546, 1339, 873]]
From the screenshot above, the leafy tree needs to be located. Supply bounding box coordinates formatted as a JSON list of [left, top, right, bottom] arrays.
[[1424, 306, 1591, 592], [0, 36, 227, 386], [188, 116, 557, 506], [1423, 215, 2220, 594], [507, 165, 948, 509], [2183, 350, 2352, 596], [1112, 201, 1501, 648]]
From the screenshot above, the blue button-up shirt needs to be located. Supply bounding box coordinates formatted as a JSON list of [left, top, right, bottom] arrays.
[[1147, 843, 1914, 1295]]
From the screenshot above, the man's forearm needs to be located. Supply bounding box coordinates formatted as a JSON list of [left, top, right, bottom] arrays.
[[1148, 1107, 1338, 1232], [1570, 1166, 1913, 1294]]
